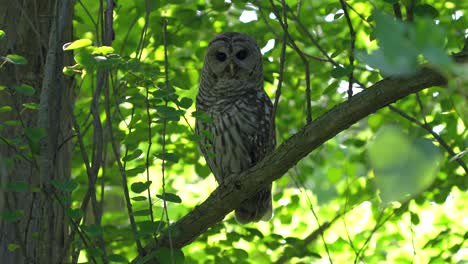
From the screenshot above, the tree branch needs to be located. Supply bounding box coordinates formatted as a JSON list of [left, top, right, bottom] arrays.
[[131, 52, 467, 263]]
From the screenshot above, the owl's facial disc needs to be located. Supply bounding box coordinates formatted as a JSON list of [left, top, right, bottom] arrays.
[[207, 41, 258, 79]]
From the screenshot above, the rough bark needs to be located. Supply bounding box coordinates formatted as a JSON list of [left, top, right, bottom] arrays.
[[132, 52, 467, 263], [0, 0, 74, 263]]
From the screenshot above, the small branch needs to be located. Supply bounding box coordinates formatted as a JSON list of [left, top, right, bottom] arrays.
[[415, 93, 428, 124], [393, 3, 403, 20], [406, 0, 416, 22]]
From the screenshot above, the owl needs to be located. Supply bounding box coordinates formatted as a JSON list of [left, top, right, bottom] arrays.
[[196, 32, 276, 224]]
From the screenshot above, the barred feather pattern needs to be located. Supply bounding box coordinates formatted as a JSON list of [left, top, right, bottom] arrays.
[[196, 32, 276, 224]]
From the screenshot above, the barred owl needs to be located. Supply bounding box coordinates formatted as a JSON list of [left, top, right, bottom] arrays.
[[196, 32, 276, 224]]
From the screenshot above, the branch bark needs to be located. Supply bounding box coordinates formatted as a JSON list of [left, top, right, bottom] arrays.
[[131, 52, 467, 263]]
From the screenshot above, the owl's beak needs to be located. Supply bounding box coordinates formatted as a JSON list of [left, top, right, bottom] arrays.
[[229, 62, 235, 76]]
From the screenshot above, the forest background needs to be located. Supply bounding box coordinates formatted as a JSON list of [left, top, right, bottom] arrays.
[[0, 0, 467, 263]]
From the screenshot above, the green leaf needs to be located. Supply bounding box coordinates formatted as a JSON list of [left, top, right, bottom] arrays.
[[85, 224, 103, 237], [25, 127, 45, 154], [195, 162, 211, 178], [178, 97, 193, 109], [133, 209, 151, 216], [66, 208, 83, 219], [63, 39, 92, 50], [154, 152, 179, 163], [156, 105, 183, 120], [123, 149, 143, 161], [414, 4, 439, 18], [0, 210, 24, 222], [358, 12, 419, 76], [0, 30, 5, 40], [137, 220, 162, 235], [7, 244, 19, 252], [331, 65, 353, 78], [192, 111, 212, 123], [154, 247, 185, 264], [5, 54, 27, 65], [131, 196, 148, 201], [410, 212, 420, 225], [15, 84, 35, 96], [333, 12, 344, 20], [131, 181, 152, 193], [126, 166, 146, 177], [22, 103, 40, 110], [92, 46, 114, 55], [367, 126, 442, 203], [0, 105, 12, 113], [383, 0, 399, 4], [74, 50, 97, 68], [4, 120, 21, 126], [52, 179, 78, 192], [108, 254, 128, 263], [156, 192, 182, 203], [245, 227, 264, 239]]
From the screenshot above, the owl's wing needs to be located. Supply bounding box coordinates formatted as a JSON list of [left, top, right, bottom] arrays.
[[254, 90, 276, 162], [195, 117, 223, 182]]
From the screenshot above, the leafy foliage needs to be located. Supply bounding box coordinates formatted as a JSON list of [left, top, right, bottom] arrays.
[[0, 0, 467, 263]]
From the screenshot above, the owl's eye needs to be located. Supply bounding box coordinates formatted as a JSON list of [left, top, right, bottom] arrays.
[[236, 49, 248, 60], [215, 52, 227, 62]]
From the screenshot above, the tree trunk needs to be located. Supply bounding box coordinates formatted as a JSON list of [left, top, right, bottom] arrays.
[[0, 0, 74, 263]]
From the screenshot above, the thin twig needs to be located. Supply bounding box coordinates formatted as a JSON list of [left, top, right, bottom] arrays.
[[162, 17, 175, 264], [339, 0, 356, 99], [287, 9, 338, 67], [345, 2, 374, 28], [406, 0, 416, 22], [289, 168, 334, 263], [136, 0, 151, 59], [271, 0, 288, 135], [144, 62, 157, 243], [104, 72, 144, 255], [264, 3, 312, 123], [415, 93, 428, 124]]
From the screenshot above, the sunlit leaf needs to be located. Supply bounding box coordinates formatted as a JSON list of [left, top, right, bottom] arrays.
[[0, 105, 12, 113], [22, 103, 40, 110], [5, 54, 27, 65], [63, 39, 92, 50]]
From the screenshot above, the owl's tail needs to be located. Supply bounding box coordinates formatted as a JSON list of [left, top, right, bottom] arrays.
[[235, 185, 272, 224]]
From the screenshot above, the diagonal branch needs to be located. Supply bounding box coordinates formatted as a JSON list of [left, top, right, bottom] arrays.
[[131, 52, 467, 263]]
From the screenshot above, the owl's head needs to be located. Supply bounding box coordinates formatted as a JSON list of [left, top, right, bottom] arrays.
[[204, 32, 262, 81]]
